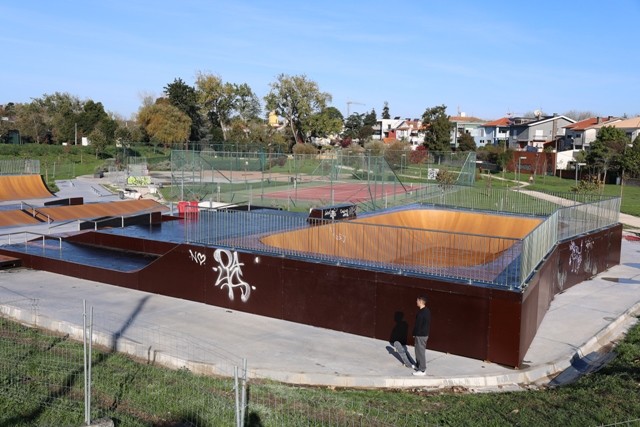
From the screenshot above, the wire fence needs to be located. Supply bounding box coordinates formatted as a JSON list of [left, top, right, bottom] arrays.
[[1, 297, 447, 426], [169, 150, 476, 212], [0, 158, 40, 175]]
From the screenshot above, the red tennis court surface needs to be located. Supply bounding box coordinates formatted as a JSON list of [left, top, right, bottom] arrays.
[[264, 182, 415, 203]]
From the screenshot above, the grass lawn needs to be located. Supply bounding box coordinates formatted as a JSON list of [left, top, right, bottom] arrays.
[[477, 171, 640, 217]]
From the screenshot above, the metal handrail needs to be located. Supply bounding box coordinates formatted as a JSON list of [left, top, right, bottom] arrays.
[[0, 231, 62, 249]]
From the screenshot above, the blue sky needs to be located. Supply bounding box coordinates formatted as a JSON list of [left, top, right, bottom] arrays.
[[2, 1, 639, 121]]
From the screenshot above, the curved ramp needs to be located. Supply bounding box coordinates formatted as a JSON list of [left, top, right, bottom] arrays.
[[261, 209, 543, 268], [0, 175, 54, 202]]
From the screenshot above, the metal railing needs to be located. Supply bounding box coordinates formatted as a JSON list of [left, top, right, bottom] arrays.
[[0, 231, 62, 248], [184, 187, 620, 290]]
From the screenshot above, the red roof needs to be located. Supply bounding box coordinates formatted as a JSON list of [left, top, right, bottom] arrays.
[[565, 117, 619, 131], [564, 118, 599, 131], [483, 117, 510, 126]]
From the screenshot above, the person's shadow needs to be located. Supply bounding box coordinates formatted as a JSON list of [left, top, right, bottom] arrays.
[[386, 311, 415, 367]]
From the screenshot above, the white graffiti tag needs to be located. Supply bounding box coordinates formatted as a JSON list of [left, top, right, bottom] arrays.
[[212, 249, 255, 302], [569, 240, 583, 273], [188, 249, 207, 266]]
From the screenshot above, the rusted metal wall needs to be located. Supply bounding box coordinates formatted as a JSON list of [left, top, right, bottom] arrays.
[[0, 223, 622, 368]]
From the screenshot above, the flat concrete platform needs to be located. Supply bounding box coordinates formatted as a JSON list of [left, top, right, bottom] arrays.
[[1, 234, 639, 392]]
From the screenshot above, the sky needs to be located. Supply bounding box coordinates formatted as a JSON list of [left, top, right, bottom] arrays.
[[2, 1, 639, 121]]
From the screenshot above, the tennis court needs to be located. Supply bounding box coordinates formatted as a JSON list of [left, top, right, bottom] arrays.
[[263, 181, 416, 204]]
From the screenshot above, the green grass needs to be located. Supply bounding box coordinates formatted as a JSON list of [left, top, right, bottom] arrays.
[[2, 316, 640, 426], [476, 172, 640, 217]]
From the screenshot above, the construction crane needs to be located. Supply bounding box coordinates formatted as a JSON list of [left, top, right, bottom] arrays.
[[346, 100, 365, 117]]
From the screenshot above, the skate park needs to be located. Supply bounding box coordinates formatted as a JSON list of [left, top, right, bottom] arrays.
[[1, 153, 639, 390]]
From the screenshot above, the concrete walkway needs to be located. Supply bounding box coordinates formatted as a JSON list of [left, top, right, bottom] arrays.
[[1, 233, 639, 392]]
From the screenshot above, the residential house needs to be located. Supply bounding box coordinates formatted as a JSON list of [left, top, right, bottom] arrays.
[[373, 118, 425, 149], [480, 117, 510, 147], [449, 114, 486, 149], [563, 116, 620, 150], [508, 114, 575, 151], [592, 116, 640, 143]]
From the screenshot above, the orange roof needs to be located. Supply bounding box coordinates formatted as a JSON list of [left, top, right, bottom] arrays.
[[483, 117, 510, 126], [566, 116, 621, 130]]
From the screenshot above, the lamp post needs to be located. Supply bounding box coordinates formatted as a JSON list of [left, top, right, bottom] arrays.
[[518, 156, 526, 189], [575, 162, 586, 187]]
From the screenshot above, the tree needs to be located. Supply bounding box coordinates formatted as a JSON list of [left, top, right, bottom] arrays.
[[77, 100, 116, 146], [342, 113, 364, 141], [77, 100, 108, 135], [195, 73, 261, 142], [164, 78, 202, 141], [422, 105, 453, 156], [359, 109, 376, 142], [561, 110, 600, 121], [88, 127, 108, 158], [14, 102, 47, 144], [381, 102, 390, 119], [137, 103, 191, 148], [585, 126, 629, 184], [195, 72, 233, 141], [307, 106, 343, 139], [624, 135, 640, 178], [264, 74, 331, 145], [38, 92, 83, 143], [233, 83, 261, 122], [457, 132, 476, 151]]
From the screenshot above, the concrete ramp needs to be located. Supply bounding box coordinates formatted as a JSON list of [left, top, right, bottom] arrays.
[[0, 175, 54, 201]]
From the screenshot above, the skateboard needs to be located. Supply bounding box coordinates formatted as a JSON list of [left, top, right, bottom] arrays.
[[393, 341, 414, 368]]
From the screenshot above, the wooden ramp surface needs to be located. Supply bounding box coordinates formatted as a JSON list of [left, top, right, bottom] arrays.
[[30, 199, 169, 222], [0, 175, 54, 201], [0, 200, 169, 228], [261, 209, 543, 268], [0, 210, 42, 227]]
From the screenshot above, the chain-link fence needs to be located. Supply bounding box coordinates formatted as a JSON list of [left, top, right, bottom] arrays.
[[0, 297, 246, 426], [0, 159, 40, 175], [168, 150, 476, 212], [1, 297, 446, 426]]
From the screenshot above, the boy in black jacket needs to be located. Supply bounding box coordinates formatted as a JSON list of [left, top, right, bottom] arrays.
[[412, 295, 431, 376]]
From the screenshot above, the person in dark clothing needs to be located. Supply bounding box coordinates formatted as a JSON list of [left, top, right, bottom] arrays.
[[412, 295, 431, 376]]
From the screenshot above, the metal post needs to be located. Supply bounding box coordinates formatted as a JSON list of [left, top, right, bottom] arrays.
[[88, 306, 93, 424], [240, 358, 247, 427], [234, 366, 241, 427], [83, 300, 89, 425]]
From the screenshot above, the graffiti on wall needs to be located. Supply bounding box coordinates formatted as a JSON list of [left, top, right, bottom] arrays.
[[127, 176, 151, 186], [188, 249, 206, 266], [568, 240, 583, 273], [568, 238, 595, 274], [212, 249, 255, 302], [187, 248, 255, 302]]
